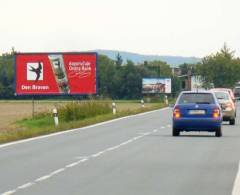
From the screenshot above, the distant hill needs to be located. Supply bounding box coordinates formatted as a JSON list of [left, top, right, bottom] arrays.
[[94, 49, 201, 67]]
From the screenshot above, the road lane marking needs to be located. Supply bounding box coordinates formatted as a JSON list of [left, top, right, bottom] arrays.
[[106, 145, 120, 151], [120, 140, 133, 145], [50, 168, 65, 176], [66, 162, 80, 168], [106, 147, 115, 151], [232, 161, 240, 195], [35, 175, 52, 182], [91, 151, 106, 158], [132, 136, 143, 141], [17, 182, 34, 189], [0, 107, 169, 150], [1, 128, 158, 194], [2, 190, 17, 195], [78, 158, 88, 163], [75, 156, 89, 160]]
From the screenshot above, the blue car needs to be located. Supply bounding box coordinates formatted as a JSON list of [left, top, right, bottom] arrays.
[[172, 91, 222, 137]]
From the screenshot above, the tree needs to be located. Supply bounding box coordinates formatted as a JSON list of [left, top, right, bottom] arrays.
[[115, 53, 123, 68], [220, 43, 235, 59], [0, 52, 14, 98], [179, 63, 196, 76], [98, 55, 116, 97], [146, 60, 172, 77], [117, 60, 142, 99], [196, 44, 240, 88]]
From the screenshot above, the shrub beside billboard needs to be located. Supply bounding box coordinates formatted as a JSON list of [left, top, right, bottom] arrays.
[[15, 53, 97, 95], [142, 78, 171, 94]]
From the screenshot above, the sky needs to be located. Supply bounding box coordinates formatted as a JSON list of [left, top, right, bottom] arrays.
[[1, 0, 240, 57]]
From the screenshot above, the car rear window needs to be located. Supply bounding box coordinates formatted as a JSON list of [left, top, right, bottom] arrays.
[[234, 88, 240, 93], [178, 93, 215, 104], [214, 92, 229, 100]]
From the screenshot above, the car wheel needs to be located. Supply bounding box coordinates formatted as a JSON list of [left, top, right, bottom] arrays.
[[215, 127, 222, 137], [172, 127, 180, 136], [230, 118, 235, 125]]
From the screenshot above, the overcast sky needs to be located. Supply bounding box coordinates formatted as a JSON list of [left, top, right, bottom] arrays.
[[1, 0, 240, 57]]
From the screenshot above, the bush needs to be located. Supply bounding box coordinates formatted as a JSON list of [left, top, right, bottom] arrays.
[[58, 101, 112, 122]]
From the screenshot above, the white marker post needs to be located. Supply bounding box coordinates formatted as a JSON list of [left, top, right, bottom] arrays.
[[112, 102, 117, 115], [53, 108, 59, 126], [141, 99, 145, 108], [165, 95, 169, 105]]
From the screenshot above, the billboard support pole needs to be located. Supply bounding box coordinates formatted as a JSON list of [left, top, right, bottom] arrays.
[[32, 97, 35, 118]]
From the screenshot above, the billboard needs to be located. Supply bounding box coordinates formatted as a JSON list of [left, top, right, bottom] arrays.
[[142, 78, 171, 94], [15, 53, 98, 95]]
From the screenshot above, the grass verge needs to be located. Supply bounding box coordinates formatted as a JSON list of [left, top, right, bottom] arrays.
[[0, 102, 168, 144]]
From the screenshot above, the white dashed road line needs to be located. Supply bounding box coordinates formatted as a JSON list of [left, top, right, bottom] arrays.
[[0, 127, 164, 195]]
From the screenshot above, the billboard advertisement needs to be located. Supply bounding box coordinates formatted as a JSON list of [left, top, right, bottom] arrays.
[[142, 78, 171, 94], [15, 53, 97, 95]]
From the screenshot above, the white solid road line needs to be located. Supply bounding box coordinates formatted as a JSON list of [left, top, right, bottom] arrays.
[[1, 190, 17, 195], [78, 158, 88, 163], [232, 161, 240, 195], [91, 152, 105, 158], [66, 162, 80, 168], [0, 107, 170, 150], [17, 182, 34, 189], [35, 175, 52, 182], [75, 156, 89, 160], [50, 168, 65, 176]]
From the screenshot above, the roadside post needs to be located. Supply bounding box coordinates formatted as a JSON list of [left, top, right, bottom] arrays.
[[165, 95, 169, 105], [112, 102, 117, 115], [141, 99, 145, 108], [32, 97, 35, 118], [53, 108, 59, 126]]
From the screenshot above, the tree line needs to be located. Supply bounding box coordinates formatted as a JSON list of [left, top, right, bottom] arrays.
[[98, 54, 179, 99], [196, 44, 240, 88], [0, 44, 240, 99]]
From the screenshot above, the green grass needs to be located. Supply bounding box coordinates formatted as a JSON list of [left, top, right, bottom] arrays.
[[58, 101, 112, 121], [0, 101, 167, 144]]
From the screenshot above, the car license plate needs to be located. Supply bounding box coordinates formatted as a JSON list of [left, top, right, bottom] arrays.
[[189, 110, 205, 115]]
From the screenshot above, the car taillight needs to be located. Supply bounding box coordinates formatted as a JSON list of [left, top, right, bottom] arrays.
[[173, 108, 181, 118], [213, 108, 220, 118]]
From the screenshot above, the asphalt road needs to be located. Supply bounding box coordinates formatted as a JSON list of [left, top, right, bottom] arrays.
[[1, 105, 240, 195]]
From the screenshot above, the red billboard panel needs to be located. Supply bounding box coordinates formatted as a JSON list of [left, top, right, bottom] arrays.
[[15, 53, 98, 95]]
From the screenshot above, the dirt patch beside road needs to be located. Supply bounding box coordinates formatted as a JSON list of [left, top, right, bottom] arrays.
[[0, 101, 63, 131]]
